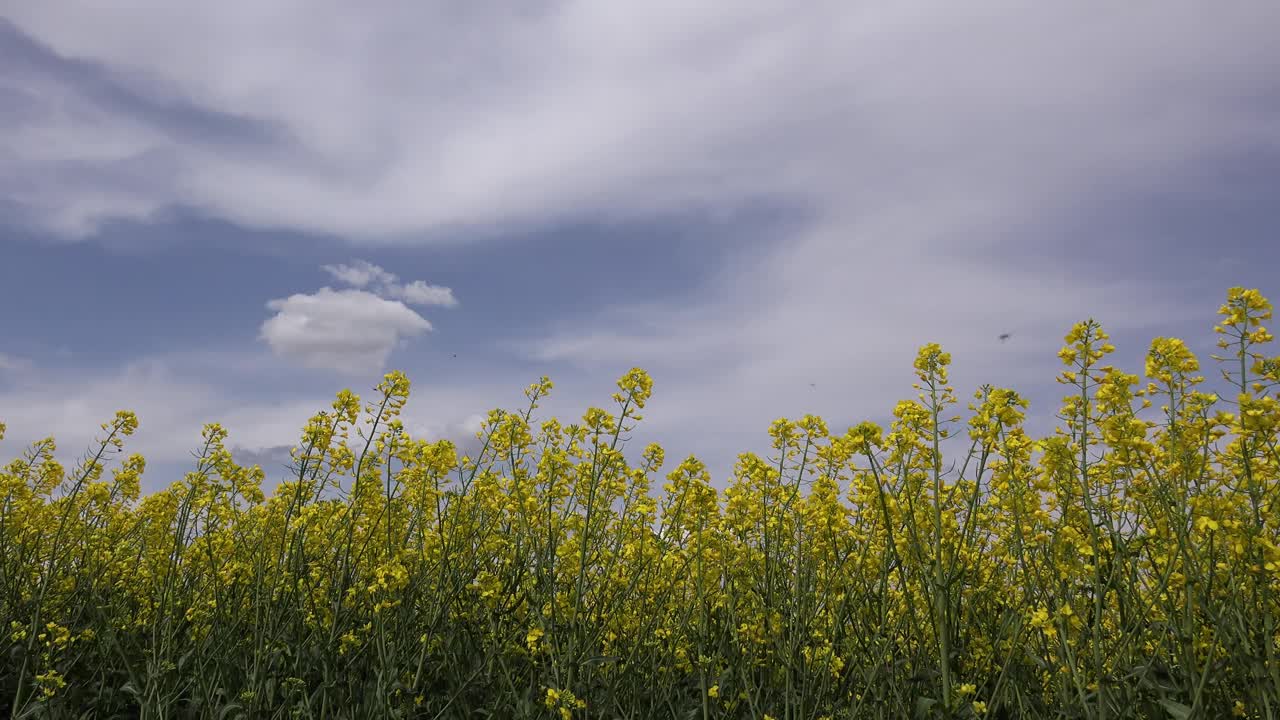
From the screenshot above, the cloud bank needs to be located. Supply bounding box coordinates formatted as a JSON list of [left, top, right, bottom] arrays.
[[4, 3, 1273, 243]]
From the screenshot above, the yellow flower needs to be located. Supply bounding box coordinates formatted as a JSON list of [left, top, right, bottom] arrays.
[[1195, 515, 1220, 533], [338, 631, 359, 655], [707, 685, 719, 698], [35, 670, 66, 698], [526, 626, 545, 653], [972, 700, 988, 714]]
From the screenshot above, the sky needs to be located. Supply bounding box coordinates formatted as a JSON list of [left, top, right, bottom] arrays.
[[2, 2, 1279, 493]]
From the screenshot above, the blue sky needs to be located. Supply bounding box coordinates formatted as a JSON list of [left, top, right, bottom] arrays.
[[2, 2, 1279, 491]]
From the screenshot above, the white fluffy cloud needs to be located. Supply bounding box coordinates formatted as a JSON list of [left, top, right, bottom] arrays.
[[259, 288, 431, 374], [260, 261, 456, 374]]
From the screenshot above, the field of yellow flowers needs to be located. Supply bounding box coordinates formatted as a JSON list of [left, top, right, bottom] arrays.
[[2, 287, 1279, 719]]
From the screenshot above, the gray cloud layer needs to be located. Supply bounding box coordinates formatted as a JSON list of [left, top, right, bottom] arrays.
[[5, 3, 1273, 241]]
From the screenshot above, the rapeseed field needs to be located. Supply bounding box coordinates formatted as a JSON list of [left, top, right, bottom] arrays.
[[2, 288, 1278, 719]]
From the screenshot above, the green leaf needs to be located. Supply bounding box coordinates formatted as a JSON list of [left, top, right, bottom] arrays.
[[1158, 699, 1192, 720], [14, 701, 47, 720]]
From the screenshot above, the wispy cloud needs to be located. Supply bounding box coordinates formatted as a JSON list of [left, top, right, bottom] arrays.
[[0, 352, 29, 372], [0, 357, 305, 467], [323, 259, 458, 307], [0, 351, 527, 491], [322, 259, 398, 289]]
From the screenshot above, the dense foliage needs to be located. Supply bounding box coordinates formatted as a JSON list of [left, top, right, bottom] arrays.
[[2, 288, 1279, 719]]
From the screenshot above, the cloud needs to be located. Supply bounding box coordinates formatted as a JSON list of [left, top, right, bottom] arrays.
[[228, 444, 295, 477], [0, 351, 515, 492], [394, 280, 458, 308], [512, 207, 1249, 482], [259, 287, 433, 374], [259, 261, 458, 374], [401, 412, 489, 459], [322, 259, 397, 289], [4, 2, 1272, 242], [0, 356, 318, 472], [323, 259, 458, 307], [0, 352, 30, 372], [0, 17, 300, 237]]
